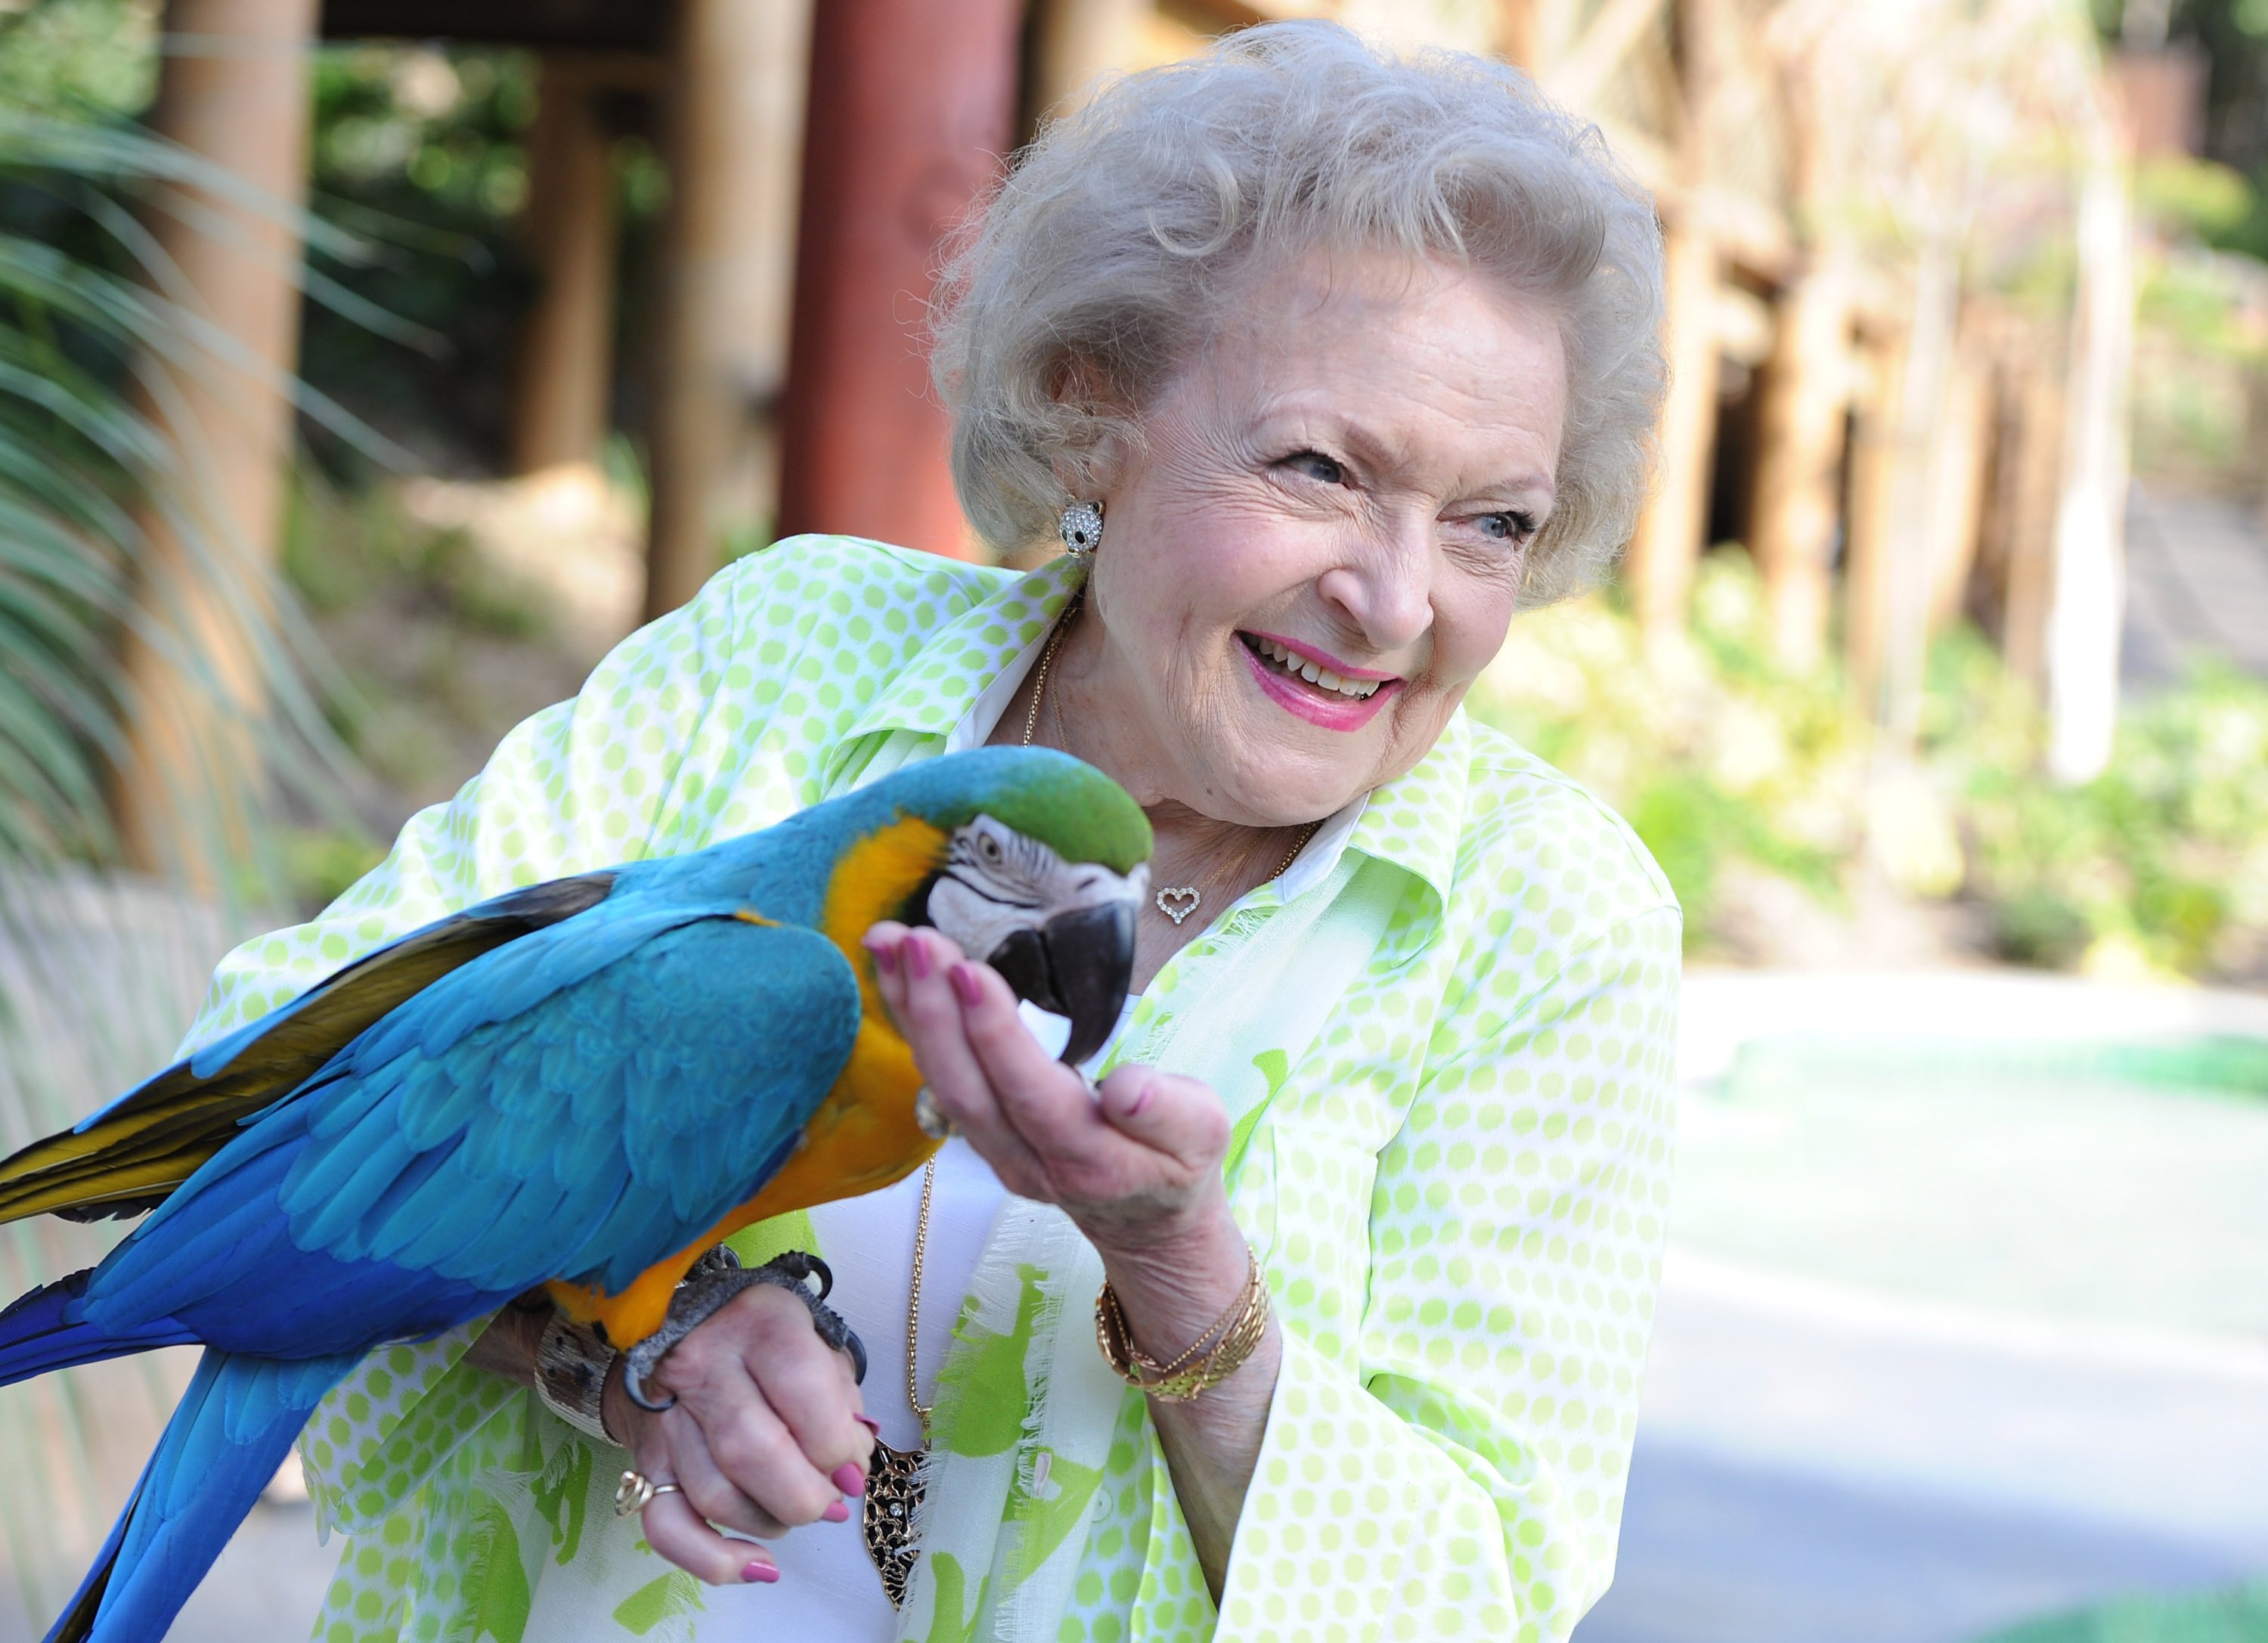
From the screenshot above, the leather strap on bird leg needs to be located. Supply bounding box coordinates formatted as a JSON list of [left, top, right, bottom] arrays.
[[621, 1248, 868, 1411], [534, 1311, 621, 1444]]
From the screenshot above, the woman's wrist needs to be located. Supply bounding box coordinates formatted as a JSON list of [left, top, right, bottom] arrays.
[[1092, 1197, 1254, 1366]]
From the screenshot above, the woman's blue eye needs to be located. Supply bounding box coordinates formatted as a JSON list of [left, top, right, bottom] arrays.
[[1286, 451, 1346, 485], [1482, 511, 1538, 543]]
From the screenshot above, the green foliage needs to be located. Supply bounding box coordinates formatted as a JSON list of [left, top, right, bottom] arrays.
[[1470, 553, 2268, 982], [284, 463, 543, 638], [296, 45, 670, 475], [314, 48, 535, 215], [2137, 248, 2268, 363], [275, 465, 615, 913], [2136, 157, 2257, 244], [1470, 556, 1854, 945], [0, 107, 318, 870], [272, 822, 385, 910], [299, 46, 541, 473], [0, 0, 157, 118], [2125, 215, 2266, 490], [1953, 656, 2268, 976]]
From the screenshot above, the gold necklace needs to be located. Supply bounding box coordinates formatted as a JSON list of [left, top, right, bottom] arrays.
[[863, 590, 1318, 1606], [860, 1158, 935, 1607], [863, 597, 1078, 1608]]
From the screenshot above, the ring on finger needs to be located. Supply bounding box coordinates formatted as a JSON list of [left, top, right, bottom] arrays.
[[614, 1469, 685, 1518], [914, 1086, 957, 1141]]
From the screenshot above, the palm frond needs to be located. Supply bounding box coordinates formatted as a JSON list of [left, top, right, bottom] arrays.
[[0, 92, 401, 1622], [0, 104, 395, 875]]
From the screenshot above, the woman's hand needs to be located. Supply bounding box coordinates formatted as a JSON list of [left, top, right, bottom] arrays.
[[864, 920, 1280, 1598], [601, 1285, 876, 1586], [862, 921, 1233, 1266]]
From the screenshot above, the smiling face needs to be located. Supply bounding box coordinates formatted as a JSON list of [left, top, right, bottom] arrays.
[[1060, 246, 1570, 827]]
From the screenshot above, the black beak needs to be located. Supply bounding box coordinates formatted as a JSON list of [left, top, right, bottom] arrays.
[[985, 900, 1137, 1067]]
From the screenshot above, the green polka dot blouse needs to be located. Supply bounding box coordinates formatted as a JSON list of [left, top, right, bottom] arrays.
[[178, 536, 1682, 1643]]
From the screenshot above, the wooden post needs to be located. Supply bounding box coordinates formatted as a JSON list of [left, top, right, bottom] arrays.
[[1748, 256, 1851, 672], [1625, 218, 1721, 645], [774, 0, 1022, 563], [1027, 0, 1145, 125], [1495, 0, 1545, 70], [1340, 0, 1499, 52], [1924, 350, 1991, 631], [1879, 244, 1959, 743], [642, 0, 813, 621], [510, 58, 618, 476], [1841, 325, 1903, 715], [111, 0, 317, 882], [1847, 243, 1958, 743], [1995, 344, 2067, 695], [1747, 32, 1851, 673], [1621, 0, 1723, 648]]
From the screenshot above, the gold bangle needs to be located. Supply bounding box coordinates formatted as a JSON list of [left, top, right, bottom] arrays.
[[1094, 1245, 1271, 1403]]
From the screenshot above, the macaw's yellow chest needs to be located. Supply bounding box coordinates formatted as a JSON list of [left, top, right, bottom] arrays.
[[546, 814, 949, 1347]]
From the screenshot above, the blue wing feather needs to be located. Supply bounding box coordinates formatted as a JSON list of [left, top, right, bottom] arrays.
[[174, 876, 623, 1085], [77, 913, 863, 1355]]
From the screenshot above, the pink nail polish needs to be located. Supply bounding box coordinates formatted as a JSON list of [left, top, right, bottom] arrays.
[[950, 963, 983, 1008], [906, 938, 932, 980], [832, 1461, 868, 1496], [823, 1500, 850, 1523], [742, 1561, 779, 1585], [871, 940, 898, 975], [854, 1415, 882, 1437]]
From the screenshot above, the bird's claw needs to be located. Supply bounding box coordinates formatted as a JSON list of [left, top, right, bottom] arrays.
[[621, 1248, 865, 1412]]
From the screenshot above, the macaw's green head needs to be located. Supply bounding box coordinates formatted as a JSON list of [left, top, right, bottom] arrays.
[[885, 747, 1151, 1065]]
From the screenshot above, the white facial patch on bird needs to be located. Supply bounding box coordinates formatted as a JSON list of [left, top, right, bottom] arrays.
[[926, 814, 1148, 962]]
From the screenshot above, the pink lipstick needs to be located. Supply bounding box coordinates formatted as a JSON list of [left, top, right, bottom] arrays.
[[1235, 632, 1402, 730]]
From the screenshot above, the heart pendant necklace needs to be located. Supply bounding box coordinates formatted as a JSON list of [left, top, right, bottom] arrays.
[[1152, 820, 1321, 925], [1154, 885, 1203, 925]]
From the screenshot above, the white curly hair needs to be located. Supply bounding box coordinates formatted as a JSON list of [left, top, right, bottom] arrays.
[[930, 20, 1668, 606]]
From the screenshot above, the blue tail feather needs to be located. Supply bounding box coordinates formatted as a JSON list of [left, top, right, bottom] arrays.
[[0, 1273, 195, 1388], [49, 1348, 357, 1643]]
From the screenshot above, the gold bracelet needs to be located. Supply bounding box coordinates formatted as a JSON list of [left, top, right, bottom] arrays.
[[1094, 1245, 1271, 1403]]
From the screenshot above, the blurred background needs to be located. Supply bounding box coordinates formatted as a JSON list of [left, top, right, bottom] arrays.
[[0, 0, 2263, 1639]]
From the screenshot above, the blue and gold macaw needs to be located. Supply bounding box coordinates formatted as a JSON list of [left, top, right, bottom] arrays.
[[0, 747, 1151, 1643]]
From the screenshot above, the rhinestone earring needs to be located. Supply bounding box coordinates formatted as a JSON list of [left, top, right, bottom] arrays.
[[1058, 500, 1104, 557]]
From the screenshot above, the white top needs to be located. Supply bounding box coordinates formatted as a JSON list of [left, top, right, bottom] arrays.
[[763, 1003, 1136, 1629], [729, 621, 1136, 1632]]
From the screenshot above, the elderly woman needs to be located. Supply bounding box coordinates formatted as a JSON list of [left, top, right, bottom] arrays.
[[184, 22, 1677, 1643]]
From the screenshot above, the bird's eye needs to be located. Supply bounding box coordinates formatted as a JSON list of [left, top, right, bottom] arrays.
[[976, 832, 1005, 866]]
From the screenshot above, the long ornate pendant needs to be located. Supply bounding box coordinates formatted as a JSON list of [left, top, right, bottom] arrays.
[[862, 1436, 927, 1608], [1154, 886, 1201, 925]]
